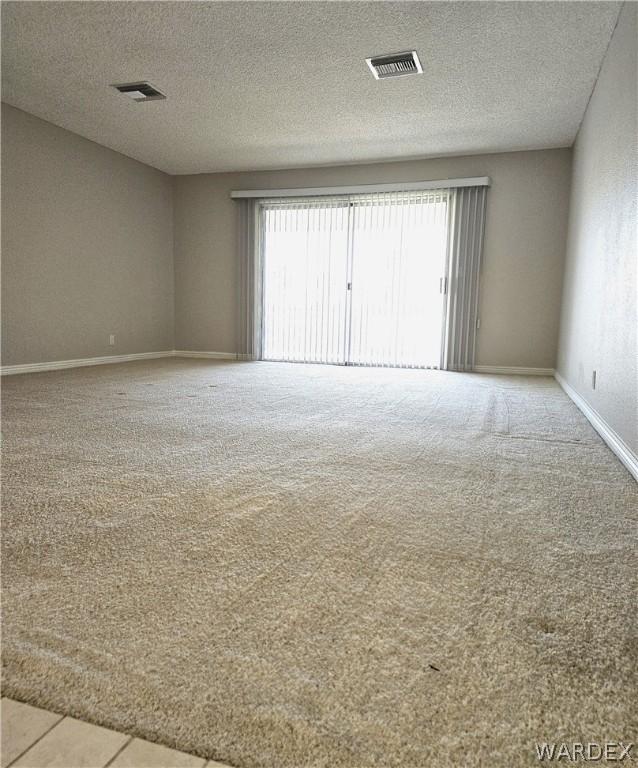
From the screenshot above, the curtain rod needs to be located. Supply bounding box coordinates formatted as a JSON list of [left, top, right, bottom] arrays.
[[230, 177, 491, 199]]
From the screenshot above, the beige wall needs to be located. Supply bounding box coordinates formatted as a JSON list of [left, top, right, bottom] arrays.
[[1, 104, 174, 365], [2, 103, 573, 372], [557, 3, 637, 455], [174, 149, 572, 368]]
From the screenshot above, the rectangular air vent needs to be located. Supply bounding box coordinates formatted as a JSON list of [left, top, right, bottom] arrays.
[[112, 82, 166, 102], [366, 51, 423, 80]]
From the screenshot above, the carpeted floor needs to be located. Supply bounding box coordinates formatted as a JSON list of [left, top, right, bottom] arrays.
[[1, 359, 636, 768]]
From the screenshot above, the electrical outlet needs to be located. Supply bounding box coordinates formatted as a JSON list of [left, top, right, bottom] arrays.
[[109, 334, 115, 346], [592, 370, 597, 390]]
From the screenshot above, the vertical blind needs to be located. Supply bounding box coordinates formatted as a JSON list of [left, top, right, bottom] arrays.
[[347, 192, 448, 368], [236, 184, 487, 371], [259, 191, 448, 368], [236, 198, 260, 359], [443, 185, 488, 371], [261, 198, 351, 364]]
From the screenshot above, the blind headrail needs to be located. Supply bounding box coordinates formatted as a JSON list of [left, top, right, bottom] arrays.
[[230, 177, 490, 199]]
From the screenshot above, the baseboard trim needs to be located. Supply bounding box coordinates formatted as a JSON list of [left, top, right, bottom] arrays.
[[554, 371, 638, 482], [0, 351, 174, 376], [2, 355, 555, 376], [173, 350, 238, 360], [474, 365, 555, 376], [0, 349, 250, 375]]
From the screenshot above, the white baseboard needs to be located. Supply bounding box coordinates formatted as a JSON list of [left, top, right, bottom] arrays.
[[474, 365, 554, 376], [0, 351, 174, 376], [173, 350, 238, 360], [554, 371, 638, 482], [0, 349, 249, 375], [2, 355, 554, 377]]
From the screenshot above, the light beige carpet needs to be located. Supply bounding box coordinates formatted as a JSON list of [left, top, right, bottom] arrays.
[[1, 360, 636, 768]]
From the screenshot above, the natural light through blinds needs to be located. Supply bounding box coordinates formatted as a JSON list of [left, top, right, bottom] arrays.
[[260, 191, 449, 368], [262, 199, 350, 364]]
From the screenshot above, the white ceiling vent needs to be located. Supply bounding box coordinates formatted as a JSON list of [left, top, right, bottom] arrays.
[[112, 82, 166, 102], [366, 51, 423, 80]]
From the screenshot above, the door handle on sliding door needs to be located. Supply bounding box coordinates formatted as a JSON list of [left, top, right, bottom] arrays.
[[439, 277, 448, 295]]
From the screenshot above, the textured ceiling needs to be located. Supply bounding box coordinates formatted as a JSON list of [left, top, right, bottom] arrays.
[[1, 1, 621, 175]]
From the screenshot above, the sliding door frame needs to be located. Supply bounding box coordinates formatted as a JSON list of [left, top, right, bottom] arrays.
[[344, 201, 356, 366], [258, 192, 451, 369], [438, 198, 453, 370]]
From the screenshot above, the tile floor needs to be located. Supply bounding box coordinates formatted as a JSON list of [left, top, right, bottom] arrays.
[[1, 699, 232, 768]]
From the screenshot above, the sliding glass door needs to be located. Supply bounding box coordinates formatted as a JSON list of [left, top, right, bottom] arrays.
[[261, 200, 350, 364], [348, 193, 448, 368], [261, 191, 449, 369]]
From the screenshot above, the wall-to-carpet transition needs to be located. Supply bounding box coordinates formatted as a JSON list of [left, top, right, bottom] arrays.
[[2, 360, 636, 767]]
